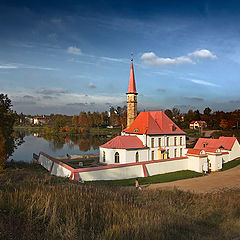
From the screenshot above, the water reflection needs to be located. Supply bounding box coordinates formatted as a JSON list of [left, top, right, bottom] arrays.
[[12, 129, 108, 162]]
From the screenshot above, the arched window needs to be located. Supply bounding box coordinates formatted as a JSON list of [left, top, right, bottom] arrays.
[[103, 151, 105, 162], [136, 152, 139, 162], [115, 152, 120, 163]]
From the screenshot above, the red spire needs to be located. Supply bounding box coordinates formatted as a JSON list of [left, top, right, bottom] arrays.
[[127, 58, 137, 94]]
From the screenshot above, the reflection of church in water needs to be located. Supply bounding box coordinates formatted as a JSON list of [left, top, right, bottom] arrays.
[[99, 58, 187, 164]]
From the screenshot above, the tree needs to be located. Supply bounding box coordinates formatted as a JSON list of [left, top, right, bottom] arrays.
[[0, 94, 16, 168], [0, 130, 6, 171], [219, 119, 228, 129], [164, 109, 173, 120], [203, 107, 212, 116]]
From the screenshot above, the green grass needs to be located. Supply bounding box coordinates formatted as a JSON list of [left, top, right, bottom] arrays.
[[222, 158, 240, 171], [90, 170, 203, 186]]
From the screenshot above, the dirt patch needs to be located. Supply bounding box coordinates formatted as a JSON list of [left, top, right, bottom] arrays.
[[146, 165, 240, 193]]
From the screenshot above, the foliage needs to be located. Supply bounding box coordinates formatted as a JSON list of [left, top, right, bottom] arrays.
[[0, 162, 240, 240], [0, 94, 17, 165]]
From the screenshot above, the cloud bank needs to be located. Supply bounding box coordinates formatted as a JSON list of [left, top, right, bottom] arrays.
[[141, 49, 217, 66]]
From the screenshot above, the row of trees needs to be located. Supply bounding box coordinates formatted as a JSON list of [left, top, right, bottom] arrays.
[[165, 107, 240, 130]]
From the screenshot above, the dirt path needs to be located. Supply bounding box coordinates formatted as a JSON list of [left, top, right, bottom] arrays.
[[146, 165, 240, 193]]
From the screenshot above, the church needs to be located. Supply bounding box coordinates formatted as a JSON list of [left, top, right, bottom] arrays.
[[99, 59, 187, 164]]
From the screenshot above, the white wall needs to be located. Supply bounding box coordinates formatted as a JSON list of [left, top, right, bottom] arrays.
[[38, 154, 53, 171], [51, 163, 71, 177], [100, 148, 126, 164], [125, 149, 149, 163], [79, 165, 144, 181], [188, 156, 208, 173], [145, 159, 188, 176], [208, 154, 222, 171], [228, 140, 240, 161]]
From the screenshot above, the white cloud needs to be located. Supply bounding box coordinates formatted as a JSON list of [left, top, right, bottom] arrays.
[[0, 65, 18, 69], [141, 52, 194, 66], [100, 56, 128, 63], [87, 83, 96, 89], [141, 49, 217, 66], [36, 88, 69, 95], [67, 46, 82, 55], [190, 79, 219, 87], [189, 49, 217, 59]]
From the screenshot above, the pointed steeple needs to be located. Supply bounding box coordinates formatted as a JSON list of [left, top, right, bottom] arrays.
[[127, 57, 137, 94]]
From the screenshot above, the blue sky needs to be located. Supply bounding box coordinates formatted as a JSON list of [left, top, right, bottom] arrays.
[[1, 0, 240, 115]]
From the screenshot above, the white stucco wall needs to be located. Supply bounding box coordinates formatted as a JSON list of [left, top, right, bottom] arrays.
[[208, 154, 222, 171], [51, 163, 72, 177], [79, 165, 144, 181], [39, 154, 53, 171], [100, 148, 126, 164], [228, 140, 240, 162], [125, 149, 149, 163], [145, 159, 188, 176], [187, 156, 208, 173]]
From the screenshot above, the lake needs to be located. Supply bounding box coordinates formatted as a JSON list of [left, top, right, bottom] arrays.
[[11, 132, 108, 162]]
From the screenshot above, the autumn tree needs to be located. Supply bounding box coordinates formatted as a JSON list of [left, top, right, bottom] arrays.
[[0, 94, 16, 169]]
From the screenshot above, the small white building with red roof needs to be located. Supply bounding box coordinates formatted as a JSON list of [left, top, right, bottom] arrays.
[[190, 120, 207, 129], [188, 136, 240, 171]]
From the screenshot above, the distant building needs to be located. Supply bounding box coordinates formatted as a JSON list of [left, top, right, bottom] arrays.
[[33, 116, 48, 125], [190, 120, 207, 129]]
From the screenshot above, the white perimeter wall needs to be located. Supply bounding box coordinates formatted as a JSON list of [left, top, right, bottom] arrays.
[[79, 165, 144, 181], [145, 159, 188, 176], [228, 140, 240, 162], [188, 156, 208, 173], [51, 163, 72, 177], [39, 154, 53, 171]]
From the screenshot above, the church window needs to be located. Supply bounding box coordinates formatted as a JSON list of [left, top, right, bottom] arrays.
[[203, 143, 206, 148], [174, 149, 177, 158], [158, 138, 161, 147], [174, 137, 177, 146], [115, 152, 120, 163], [180, 137, 183, 146], [151, 138, 154, 148], [152, 151, 154, 160], [103, 151, 105, 162], [134, 128, 139, 133], [180, 148, 182, 157], [136, 152, 139, 162], [167, 149, 170, 158], [166, 137, 169, 146]]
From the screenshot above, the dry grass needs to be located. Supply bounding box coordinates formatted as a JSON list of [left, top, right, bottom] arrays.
[[0, 162, 240, 240]]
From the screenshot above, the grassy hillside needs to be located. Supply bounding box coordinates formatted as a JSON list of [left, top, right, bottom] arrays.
[[0, 162, 240, 240]]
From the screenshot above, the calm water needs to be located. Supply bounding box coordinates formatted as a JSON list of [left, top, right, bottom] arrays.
[[11, 132, 107, 162]]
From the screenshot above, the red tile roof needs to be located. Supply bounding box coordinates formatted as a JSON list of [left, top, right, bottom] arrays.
[[100, 135, 148, 149], [194, 137, 237, 151], [190, 120, 207, 124], [187, 149, 206, 155], [127, 59, 137, 94], [123, 111, 186, 135]]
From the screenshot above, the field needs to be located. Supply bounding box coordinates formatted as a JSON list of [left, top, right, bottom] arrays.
[[0, 162, 240, 240]]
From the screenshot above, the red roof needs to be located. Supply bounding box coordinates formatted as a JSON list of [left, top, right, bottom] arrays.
[[100, 135, 148, 149], [194, 137, 237, 151], [123, 111, 186, 135], [127, 59, 137, 94], [190, 120, 207, 125], [187, 149, 206, 155]]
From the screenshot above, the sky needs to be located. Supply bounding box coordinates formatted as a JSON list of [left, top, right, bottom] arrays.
[[1, 0, 240, 115]]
